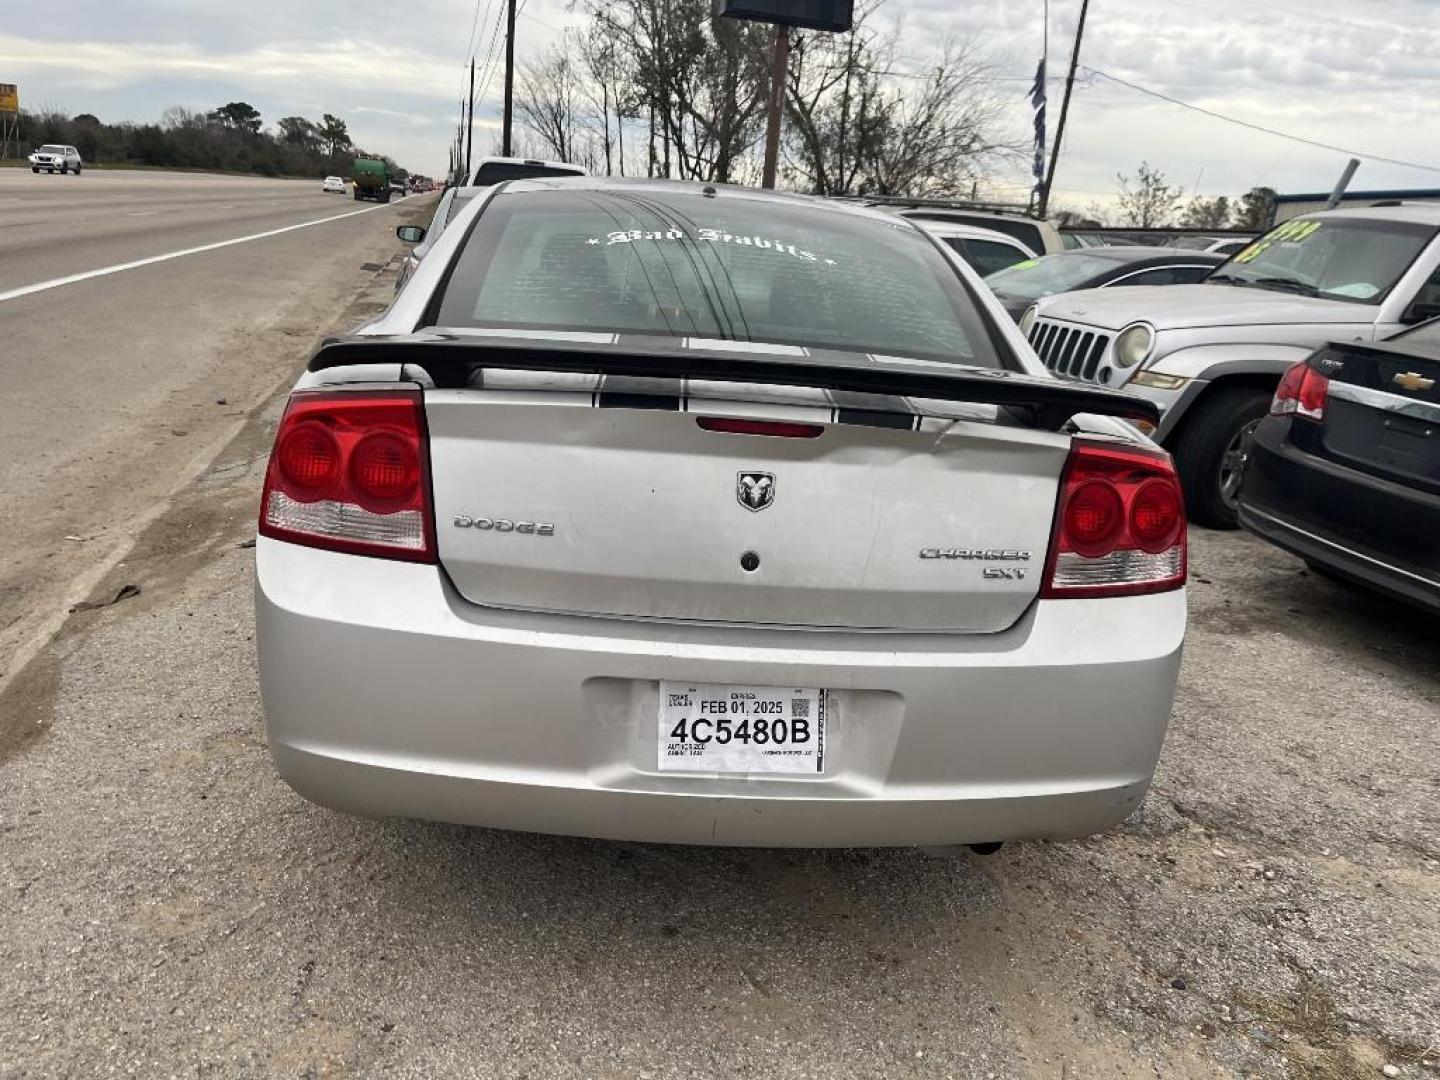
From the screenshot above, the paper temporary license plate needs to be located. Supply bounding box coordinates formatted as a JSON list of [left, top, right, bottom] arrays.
[[658, 682, 826, 774]]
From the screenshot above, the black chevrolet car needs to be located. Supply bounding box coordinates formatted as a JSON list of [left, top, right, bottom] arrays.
[[1238, 320, 1440, 614]]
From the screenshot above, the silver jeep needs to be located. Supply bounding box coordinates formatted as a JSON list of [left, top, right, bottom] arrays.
[[1024, 204, 1440, 526]]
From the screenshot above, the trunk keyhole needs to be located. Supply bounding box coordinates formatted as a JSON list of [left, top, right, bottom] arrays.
[[740, 552, 761, 573]]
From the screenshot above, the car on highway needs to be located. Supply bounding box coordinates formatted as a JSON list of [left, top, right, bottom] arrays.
[[1238, 319, 1440, 614], [255, 178, 1186, 850], [909, 220, 1036, 277], [29, 144, 83, 174], [1024, 205, 1440, 527], [322, 175, 347, 194], [393, 185, 482, 292], [984, 246, 1225, 322], [466, 155, 588, 187]]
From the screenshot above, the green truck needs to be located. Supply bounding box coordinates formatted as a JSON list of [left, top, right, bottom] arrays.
[[351, 158, 392, 203]]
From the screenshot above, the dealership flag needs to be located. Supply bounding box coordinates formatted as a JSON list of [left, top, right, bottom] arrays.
[[1029, 59, 1047, 192]]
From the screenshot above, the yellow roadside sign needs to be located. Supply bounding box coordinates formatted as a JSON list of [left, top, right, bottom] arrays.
[[0, 83, 18, 113]]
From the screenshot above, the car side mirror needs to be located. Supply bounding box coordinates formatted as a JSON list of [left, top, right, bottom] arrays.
[[1402, 299, 1440, 325], [396, 225, 426, 244]]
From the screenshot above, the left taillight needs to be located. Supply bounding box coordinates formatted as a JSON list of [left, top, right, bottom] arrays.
[[258, 389, 436, 562], [1270, 360, 1329, 421]]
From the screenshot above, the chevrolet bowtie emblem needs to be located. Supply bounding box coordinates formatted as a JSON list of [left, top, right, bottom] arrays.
[[1393, 371, 1435, 393]]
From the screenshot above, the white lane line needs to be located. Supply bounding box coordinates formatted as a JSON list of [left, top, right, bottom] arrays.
[[0, 197, 409, 305], [126, 210, 158, 217]]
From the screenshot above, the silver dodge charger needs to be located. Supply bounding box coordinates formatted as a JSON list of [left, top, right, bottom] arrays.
[[255, 179, 1187, 848]]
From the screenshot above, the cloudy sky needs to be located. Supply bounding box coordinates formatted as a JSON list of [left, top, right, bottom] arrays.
[[5, 0, 1439, 206]]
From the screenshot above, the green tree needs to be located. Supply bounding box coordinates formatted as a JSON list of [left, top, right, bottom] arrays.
[[210, 101, 263, 135], [318, 114, 351, 158], [276, 116, 320, 151], [1235, 187, 1277, 230], [1181, 195, 1233, 230]]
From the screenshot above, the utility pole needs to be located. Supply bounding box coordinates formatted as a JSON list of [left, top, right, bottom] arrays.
[[760, 25, 789, 189], [465, 57, 476, 180], [502, 0, 517, 157], [1038, 0, 1089, 220]]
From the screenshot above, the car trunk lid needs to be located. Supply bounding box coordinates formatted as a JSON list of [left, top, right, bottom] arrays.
[[1310, 340, 1440, 496]]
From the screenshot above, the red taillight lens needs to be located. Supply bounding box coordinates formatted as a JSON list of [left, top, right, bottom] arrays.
[[1063, 481, 1125, 557], [349, 433, 421, 506], [276, 421, 341, 495], [696, 416, 824, 438], [1270, 360, 1329, 421], [259, 390, 435, 562], [1041, 440, 1187, 599], [1129, 478, 1184, 554]]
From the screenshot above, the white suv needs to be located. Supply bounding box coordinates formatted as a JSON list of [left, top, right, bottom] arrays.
[[29, 145, 83, 175]]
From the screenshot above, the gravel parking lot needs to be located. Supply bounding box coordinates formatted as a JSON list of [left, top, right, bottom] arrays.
[[2, 267, 1436, 1080]]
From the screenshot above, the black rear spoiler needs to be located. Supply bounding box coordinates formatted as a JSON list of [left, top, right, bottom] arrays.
[[308, 335, 1159, 430]]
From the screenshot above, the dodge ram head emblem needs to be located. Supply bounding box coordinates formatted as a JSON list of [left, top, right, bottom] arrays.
[[737, 471, 776, 512]]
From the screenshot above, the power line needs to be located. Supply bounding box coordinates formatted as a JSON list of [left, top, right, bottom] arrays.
[[463, 0, 490, 63], [473, 0, 510, 113], [1085, 67, 1440, 174], [457, 0, 491, 107]]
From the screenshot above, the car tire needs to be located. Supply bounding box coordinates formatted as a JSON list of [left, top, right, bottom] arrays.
[[1168, 387, 1272, 530], [74, 165, 81, 175], [60, 163, 68, 174], [31, 166, 39, 173]]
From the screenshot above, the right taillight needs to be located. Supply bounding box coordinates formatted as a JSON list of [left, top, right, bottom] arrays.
[[1040, 440, 1187, 599], [259, 389, 435, 562], [1270, 360, 1329, 421]]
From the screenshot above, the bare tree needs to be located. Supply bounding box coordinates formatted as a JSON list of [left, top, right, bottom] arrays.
[[1116, 162, 1184, 228], [577, 29, 633, 175], [582, 0, 769, 183], [781, 16, 1019, 199], [782, 4, 888, 195], [864, 41, 1021, 197], [515, 46, 585, 163]]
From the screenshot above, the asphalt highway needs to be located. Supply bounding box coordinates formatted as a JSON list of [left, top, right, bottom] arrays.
[[0, 167, 425, 695]]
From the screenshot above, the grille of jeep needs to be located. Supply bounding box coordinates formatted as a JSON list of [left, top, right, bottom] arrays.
[[1028, 319, 1109, 381]]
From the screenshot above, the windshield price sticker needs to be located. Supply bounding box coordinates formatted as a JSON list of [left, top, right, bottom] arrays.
[[659, 682, 826, 774]]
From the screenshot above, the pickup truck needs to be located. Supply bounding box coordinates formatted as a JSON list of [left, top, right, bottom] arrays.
[[1024, 204, 1440, 526]]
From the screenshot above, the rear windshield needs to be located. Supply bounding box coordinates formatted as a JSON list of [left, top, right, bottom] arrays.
[[907, 213, 1043, 254], [984, 251, 1127, 300], [472, 162, 585, 186], [433, 189, 1001, 366]]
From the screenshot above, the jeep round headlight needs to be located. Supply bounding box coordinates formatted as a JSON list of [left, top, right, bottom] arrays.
[[1114, 323, 1154, 369], [1018, 305, 1039, 337]]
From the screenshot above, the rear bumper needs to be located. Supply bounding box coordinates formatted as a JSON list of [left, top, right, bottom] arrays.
[[255, 539, 1186, 847], [1238, 419, 1440, 614]]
